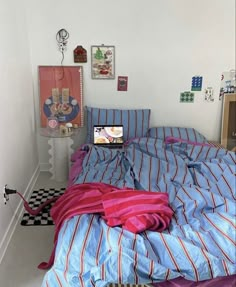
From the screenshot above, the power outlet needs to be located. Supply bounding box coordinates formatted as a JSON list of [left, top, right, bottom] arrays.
[[3, 185, 8, 204], [2, 184, 16, 204]]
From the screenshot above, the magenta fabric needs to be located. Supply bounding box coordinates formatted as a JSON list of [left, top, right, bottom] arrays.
[[147, 127, 207, 143], [152, 274, 236, 286], [165, 136, 211, 146], [102, 190, 173, 233], [68, 147, 88, 187], [38, 183, 173, 269]]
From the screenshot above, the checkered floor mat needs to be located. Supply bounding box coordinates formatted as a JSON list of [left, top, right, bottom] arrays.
[[20, 188, 65, 226]]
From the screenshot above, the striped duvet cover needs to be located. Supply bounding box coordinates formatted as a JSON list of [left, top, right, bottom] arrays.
[[41, 137, 236, 287]]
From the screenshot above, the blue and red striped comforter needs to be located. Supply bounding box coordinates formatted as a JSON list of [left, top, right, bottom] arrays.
[[41, 137, 236, 287]]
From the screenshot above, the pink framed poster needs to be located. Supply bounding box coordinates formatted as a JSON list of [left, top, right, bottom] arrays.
[[38, 66, 84, 127], [117, 76, 128, 91]]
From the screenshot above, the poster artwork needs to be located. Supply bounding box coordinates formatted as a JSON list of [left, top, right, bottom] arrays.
[[91, 46, 115, 79], [117, 76, 128, 91], [39, 66, 84, 127]]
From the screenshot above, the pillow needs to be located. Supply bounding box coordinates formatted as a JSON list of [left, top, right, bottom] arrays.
[[147, 127, 207, 143], [86, 106, 151, 143]]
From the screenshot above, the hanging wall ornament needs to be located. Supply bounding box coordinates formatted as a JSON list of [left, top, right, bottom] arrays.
[[56, 28, 70, 65], [74, 46, 87, 63]]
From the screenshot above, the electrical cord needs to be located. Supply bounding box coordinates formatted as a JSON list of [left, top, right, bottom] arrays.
[[56, 28, 69, 65], [4, 187, 60, 216]]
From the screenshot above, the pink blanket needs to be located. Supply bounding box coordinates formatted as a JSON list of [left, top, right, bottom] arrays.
[[38, 182, 173, 269], [102, 189, 173, 233]]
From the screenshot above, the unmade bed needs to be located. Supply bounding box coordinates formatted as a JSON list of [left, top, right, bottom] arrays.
[[40, 108, 236, 287]]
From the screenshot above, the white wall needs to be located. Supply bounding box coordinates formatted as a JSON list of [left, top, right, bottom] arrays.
[[0, 0, 39, 261], [25, 0, 235, 168], [0, 0, 234, 263]]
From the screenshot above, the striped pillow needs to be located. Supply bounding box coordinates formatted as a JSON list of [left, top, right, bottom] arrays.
[[147, 127, 207, 143], [86, 107, 151, 143]]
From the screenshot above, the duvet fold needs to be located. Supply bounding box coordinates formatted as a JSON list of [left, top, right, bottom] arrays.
[[38, 182, 173, 270], [102, 189, 173, 233]]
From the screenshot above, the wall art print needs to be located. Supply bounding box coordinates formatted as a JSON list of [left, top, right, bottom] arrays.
[[91, 45, 115, 79], [117, 76, 128, 91], [39, 66, 84, 127]]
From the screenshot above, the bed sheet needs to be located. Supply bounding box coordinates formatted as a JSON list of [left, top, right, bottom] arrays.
[[41, 137, 236, 287]]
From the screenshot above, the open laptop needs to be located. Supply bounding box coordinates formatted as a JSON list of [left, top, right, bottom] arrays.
[[93, 125, 124, 148]]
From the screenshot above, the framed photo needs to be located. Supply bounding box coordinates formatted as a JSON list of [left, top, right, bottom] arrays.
[[220, 93, 236, 151], [91, 45, 115, 79], [38, 66, 84, 127]]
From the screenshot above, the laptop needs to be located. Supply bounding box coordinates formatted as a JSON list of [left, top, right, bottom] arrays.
[[93, 125, 124, 148]]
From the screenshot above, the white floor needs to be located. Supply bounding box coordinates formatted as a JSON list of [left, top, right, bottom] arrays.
[[0, 172, 67, 287]]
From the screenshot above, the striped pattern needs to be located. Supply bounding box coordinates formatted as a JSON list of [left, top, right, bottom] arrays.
[[86, 106, 151, 143], [147, 127, 207, 143], [208, 141, 225, 149], [102, 190, 173, 233], [108, 285, 150, 287], [42, 184, 173, 270], [41, 137, 236, 287]]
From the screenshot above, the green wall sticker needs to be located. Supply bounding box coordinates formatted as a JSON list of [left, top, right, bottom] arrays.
[[180, 91, 194, 103]]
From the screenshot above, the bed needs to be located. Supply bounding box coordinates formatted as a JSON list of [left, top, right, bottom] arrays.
[[40, 107, 236, 287]]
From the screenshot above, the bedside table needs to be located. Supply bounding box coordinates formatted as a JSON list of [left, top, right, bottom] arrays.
[[40, 128, 79, 182]]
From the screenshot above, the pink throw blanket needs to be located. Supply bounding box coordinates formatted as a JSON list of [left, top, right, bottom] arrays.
[[38, 182, 173, 269]]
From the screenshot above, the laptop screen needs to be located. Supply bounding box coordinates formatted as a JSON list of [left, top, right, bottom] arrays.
[[93, 125, 124, 146]]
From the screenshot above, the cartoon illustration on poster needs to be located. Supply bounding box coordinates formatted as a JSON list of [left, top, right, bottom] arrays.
[[39, 66, 84, 127], [91, 46, 115, 79]]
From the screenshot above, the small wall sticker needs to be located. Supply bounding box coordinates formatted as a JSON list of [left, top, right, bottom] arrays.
[[180, 91, 194, 103], [117, 76, 128, 91], [191, 76, 203, 91], [204, 87, 214, 102], [74, 46, 87, 63]]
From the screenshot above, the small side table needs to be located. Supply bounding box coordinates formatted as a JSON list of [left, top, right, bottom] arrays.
[[40, 128, 79, 182]]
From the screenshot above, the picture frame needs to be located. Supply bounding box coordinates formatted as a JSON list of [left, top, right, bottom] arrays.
[[91, 45, 115, 79], [220, 93, 236, 151], [38, 66, 84, 127]]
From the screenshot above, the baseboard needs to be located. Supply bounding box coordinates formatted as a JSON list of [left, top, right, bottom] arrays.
[[40, 162, 50, 171], [0, 164, 40, 264]]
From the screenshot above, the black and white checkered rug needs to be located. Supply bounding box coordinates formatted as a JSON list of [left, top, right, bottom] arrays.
[[20, 188, 65, 226]]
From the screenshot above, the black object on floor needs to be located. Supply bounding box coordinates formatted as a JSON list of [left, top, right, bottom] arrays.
[[20, 188, 65, 226]]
